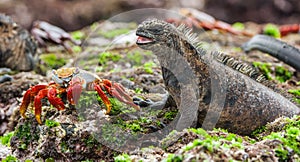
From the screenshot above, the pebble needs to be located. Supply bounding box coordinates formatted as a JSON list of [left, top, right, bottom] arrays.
[[133, 96, 153, 107], [0, 74, 13, 83]]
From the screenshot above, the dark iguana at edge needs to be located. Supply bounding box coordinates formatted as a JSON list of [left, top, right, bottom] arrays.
[[136, 19, 300, 135]]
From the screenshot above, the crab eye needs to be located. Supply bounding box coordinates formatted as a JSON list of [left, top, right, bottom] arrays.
[[52, 71, 64, 85], [74, 67, 80, 74]]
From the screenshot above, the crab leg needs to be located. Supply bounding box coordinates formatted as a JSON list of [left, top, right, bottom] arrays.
[[19, 90, 32, 118], [101, 79, 140, 110], [110, 83, 140, 110], [94, 83, 112, 114], [20, 85, 47, 118], [34, 89, 49, 124]]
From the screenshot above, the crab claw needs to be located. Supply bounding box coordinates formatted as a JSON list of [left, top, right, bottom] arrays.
[[48, 86, 65, 110], [67, 76, 83, 105], [34, 86, 65, 124], [102, 79, 140, 111]]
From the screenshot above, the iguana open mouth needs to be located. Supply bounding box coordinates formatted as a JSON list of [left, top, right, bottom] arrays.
[[136, 35, 154, 44]]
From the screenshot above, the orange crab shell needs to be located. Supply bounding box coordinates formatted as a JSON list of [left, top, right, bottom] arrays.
[[54, 67, 77, 78]]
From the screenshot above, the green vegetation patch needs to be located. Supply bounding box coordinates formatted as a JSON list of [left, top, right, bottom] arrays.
[[264, 127, 300, 160], [253, 116, 300, 160], [2, 155, 18, 162], [253, 61, 273, 80], [183, 128, 245, 153], [288, 89, 300, 104], [0, 131, 14, 147], [275, 66, 292, 83], [40, 53, 66, 69], [263, 23, 281, 38], [14, 121, 40, 150], [163, 154, 183, 162], [164, 110, 178, 120], [71, 31, 85, 40], [99, 28, 131, 39], [232, 22, 245, 31], [99, 51, 122, 66], [252, 62, 293, 83], [126, 51, 143, 66], [45, 119, 60, 128], [143, 61, 157, 74], [114, 153, 131, 162]]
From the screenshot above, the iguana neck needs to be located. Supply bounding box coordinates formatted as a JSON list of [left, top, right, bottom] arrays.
[[152, 33, 211, 107]]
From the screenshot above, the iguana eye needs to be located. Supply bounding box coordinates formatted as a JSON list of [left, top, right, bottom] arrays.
[[148, 27, 163, 34]]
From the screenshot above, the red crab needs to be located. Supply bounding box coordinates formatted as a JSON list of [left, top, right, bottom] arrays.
[[19, 67, 140, 124], [31, 20, 81, 53], [166, 8, 253, 37], [279, 24, 299, 37]]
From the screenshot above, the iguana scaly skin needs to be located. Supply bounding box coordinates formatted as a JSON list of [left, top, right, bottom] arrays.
[[0, 14, 37, 71], [136, 19, 300, 135]]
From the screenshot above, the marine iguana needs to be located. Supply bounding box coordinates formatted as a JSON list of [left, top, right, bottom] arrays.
[[136, 19, 300, 135], [0, 14, 37, 71]]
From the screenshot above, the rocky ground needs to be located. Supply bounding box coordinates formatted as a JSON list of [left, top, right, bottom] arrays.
[[0, 16, 300, 161]]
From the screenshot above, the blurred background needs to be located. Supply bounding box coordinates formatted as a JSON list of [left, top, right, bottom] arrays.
[[0, 0, 300, 31]]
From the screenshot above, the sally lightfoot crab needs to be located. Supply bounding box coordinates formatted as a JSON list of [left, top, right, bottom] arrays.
[[19, 67, 140, 124]]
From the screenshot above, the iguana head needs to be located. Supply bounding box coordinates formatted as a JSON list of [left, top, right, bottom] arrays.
[[136, 19, 179, 50]]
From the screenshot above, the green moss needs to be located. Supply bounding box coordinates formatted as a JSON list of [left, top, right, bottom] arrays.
[[45, 119, 60, 128], [263, 24, 281, 38], [288, 89, 300, 96], [40, 54, 66, 69], [76, 91, 127, 116], [251, 125, 267, 137], [114, 153, 132, 162], [126, 123, 141, 132], [134, 88, 143, 94], [15, 122, 40, 150], [45, 158, 55, 162], [232, 22, 245, 30], [2, 155, 18, 162], [288, 89, 300, 104], [164, 110, 178, 120], [275, 66, 292, 83], [183, 138, 218, 152], [163, 154, 183, 162], [0, 131, 14, 146], [143, 61, 157, 74], [106, 97, 128, 115], [190, 128, 209, 138], [126, 51, 143, 66], [260, 116, 300, 160], [252, 61, 273, 80], [71, 31, 85, 40], [72, 45, 82, 53], [99, 52, 121, 66], [84, 135, 97, 147], [100, 122, 129, 147], [183, 128, 246, 154], [100, 28, 130, 39]]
